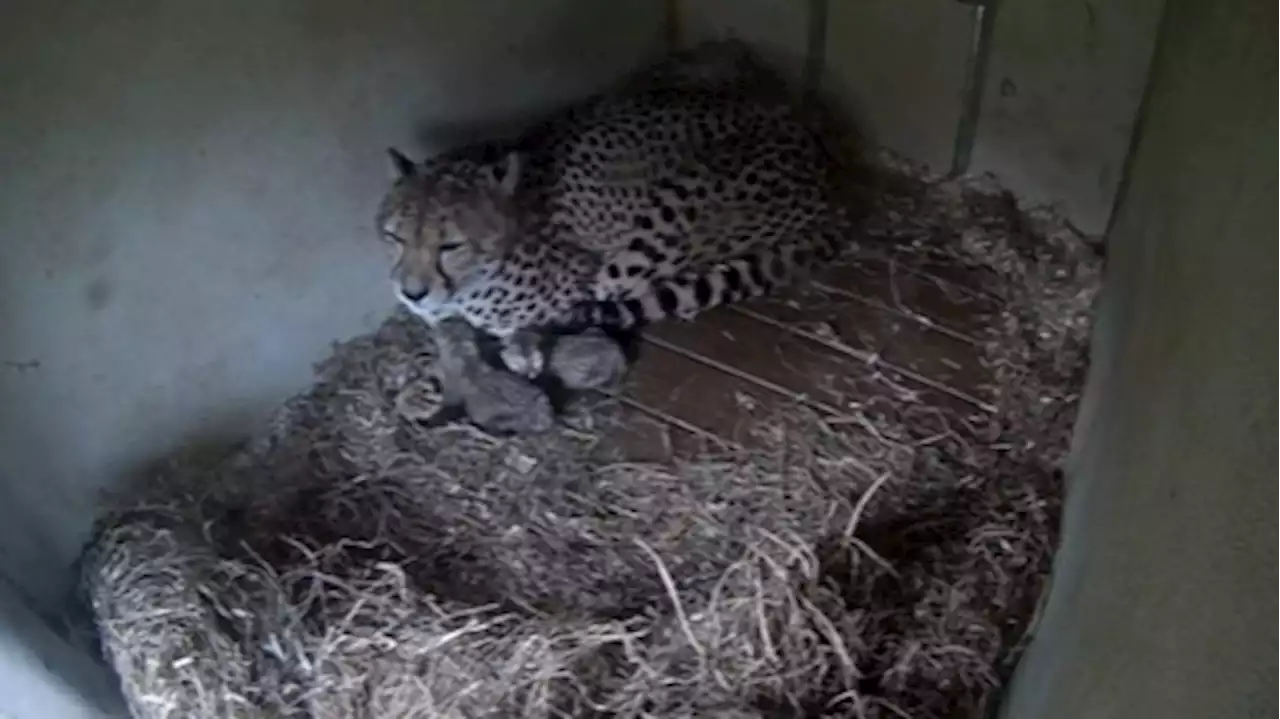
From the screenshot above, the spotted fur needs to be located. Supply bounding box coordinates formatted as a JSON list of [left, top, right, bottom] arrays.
[[375, 40, 857, 337]]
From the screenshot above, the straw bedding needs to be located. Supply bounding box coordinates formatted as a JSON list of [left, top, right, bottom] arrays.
[[82, 155, 1101, 718]]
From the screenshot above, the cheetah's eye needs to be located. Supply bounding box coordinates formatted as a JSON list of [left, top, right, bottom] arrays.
[[382, 232, 405, 245], [439, 241, 464, 252]]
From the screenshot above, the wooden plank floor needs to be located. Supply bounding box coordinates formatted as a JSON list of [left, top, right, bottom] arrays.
[[609, 258, 998, 459]]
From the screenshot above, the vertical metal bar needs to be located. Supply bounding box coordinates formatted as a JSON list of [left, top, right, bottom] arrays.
[[950, 0, 999, 177], [663, 0, 683, 51], [802, 0, 829, 109], [1101, 0, 1172, 239]]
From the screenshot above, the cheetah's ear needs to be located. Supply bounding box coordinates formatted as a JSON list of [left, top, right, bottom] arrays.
[[489, 151, 522, 197], [387, 148, 417, 179]]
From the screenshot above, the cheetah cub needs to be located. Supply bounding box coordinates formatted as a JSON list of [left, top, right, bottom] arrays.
[[423, 317, 555, 436], [501, 327, 632, 391]]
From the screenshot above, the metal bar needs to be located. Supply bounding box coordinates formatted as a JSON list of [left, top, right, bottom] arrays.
[[802, 0, 830, 108], [950, 0, 999, 176]]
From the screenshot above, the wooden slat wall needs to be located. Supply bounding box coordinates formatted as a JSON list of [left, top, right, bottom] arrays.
[[672, 0, 976, 173], [969, 0, 1165, 233], [669, 0, 1165, 232]]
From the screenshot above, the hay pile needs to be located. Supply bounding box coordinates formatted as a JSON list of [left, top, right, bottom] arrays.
[[83, 156, 1100, 719]]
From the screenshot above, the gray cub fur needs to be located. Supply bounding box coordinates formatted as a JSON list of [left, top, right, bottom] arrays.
[[426, 317, 555, 435], [547, 330, 629, 391]]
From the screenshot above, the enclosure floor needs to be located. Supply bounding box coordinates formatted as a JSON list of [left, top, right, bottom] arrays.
[[606, 253, 998, 458]]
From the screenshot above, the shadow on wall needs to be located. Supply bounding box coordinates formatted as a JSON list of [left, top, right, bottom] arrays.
[[0, 580, 126, 717], [1, 408, 271, 717], [0, 0, 666, 597], [0, 1, 667, 715]]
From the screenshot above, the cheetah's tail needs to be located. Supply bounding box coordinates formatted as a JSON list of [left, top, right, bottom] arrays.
[[570, 226, 854, 331]]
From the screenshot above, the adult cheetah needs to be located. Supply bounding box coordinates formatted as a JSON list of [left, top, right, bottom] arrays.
[[376, 41, 859, 372]]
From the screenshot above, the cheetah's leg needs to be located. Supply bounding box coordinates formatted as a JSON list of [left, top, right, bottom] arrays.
[[498, 328, 546, 378]]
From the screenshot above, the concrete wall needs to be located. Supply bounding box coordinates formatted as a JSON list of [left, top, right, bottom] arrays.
[[0, 587, 125, 717], [824, 0, 975, 174], [0, 2, 663, 714], [970, 0, 1165, 233], [677, 0, 978, 172], [1000, 0, 1277, 715], [676, 0, 812, 89], [678, 0, 1164, 232]]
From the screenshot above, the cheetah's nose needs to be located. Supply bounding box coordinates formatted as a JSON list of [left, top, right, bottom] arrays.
[[401, 287, 430, 303]]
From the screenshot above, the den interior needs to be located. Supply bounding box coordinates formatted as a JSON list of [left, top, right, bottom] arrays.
[[0, 1, 1272, 718]]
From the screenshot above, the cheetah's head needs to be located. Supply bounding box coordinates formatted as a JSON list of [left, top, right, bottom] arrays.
[[375, 147, 521, 316]]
